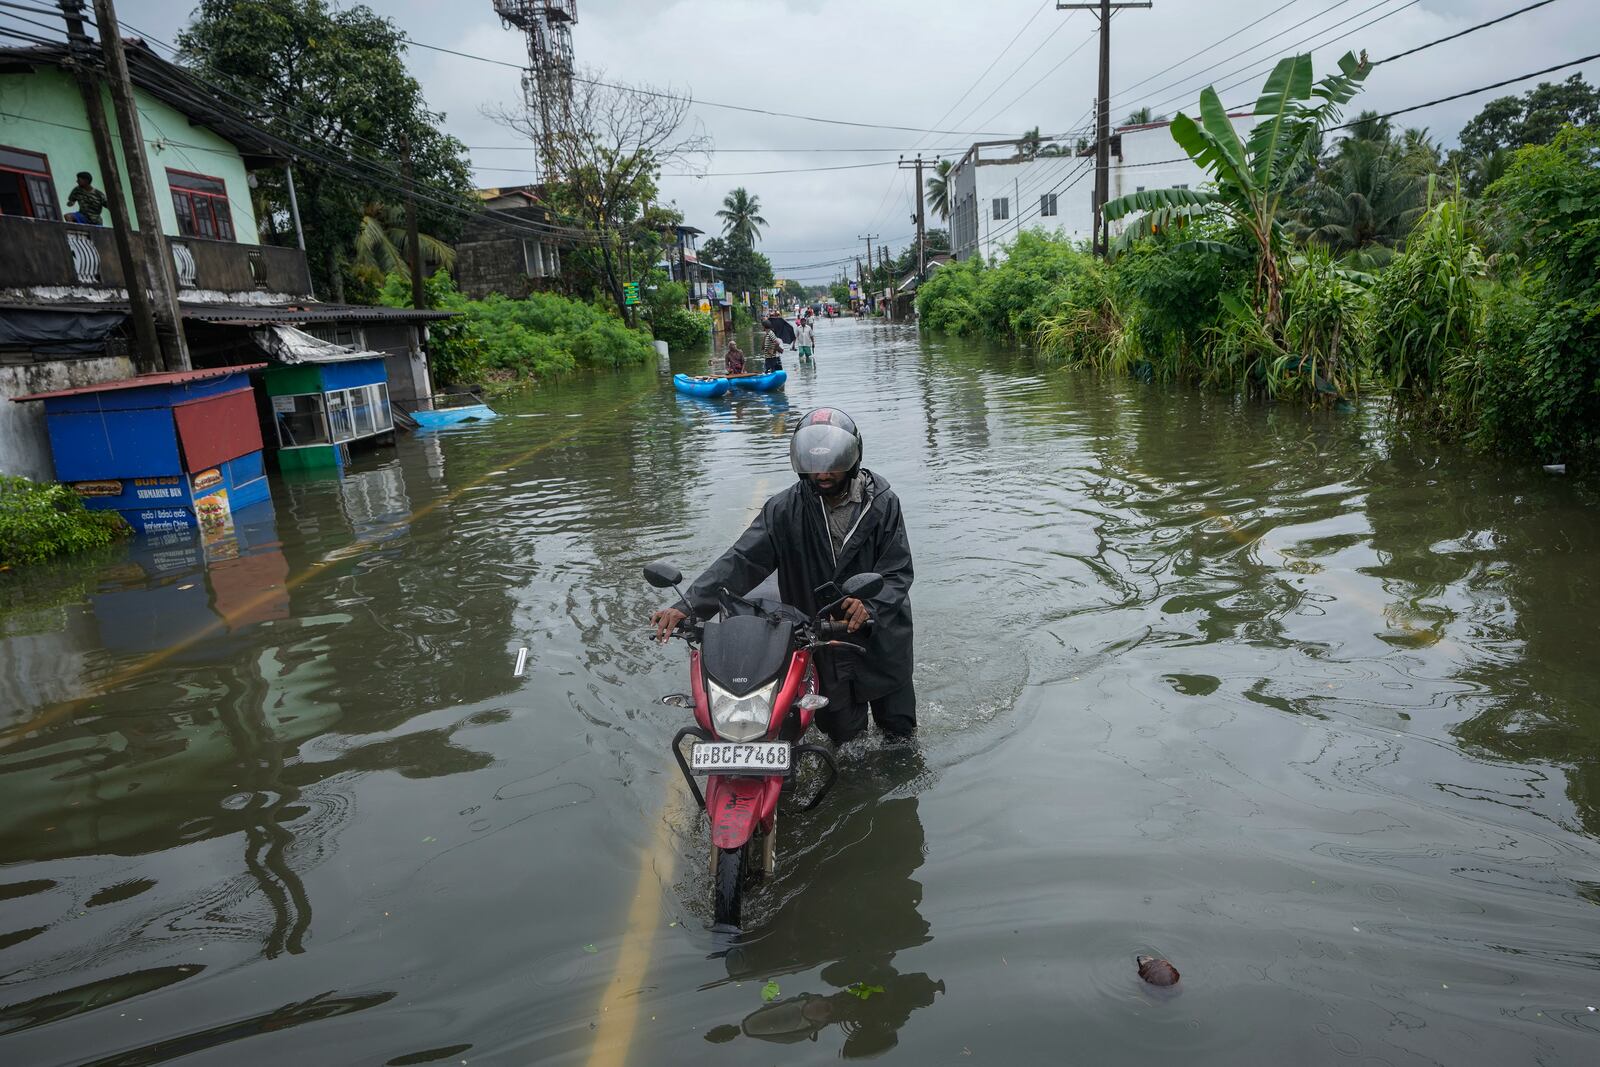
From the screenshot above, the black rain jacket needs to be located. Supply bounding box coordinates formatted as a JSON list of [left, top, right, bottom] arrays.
[[680, 469, 914, 700]]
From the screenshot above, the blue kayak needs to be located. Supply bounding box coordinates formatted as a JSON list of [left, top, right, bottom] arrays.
[[673, 373, 731, 398], [728, 370, 787, 392], [411, 403, 498, 428]]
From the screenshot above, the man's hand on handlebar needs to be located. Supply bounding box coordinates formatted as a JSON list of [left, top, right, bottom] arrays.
[[839, 597, 870, 634], [651, 606, 688, 643]]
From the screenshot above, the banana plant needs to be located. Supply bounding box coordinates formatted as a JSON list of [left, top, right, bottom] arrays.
[[1104, 51, 1371, 327]]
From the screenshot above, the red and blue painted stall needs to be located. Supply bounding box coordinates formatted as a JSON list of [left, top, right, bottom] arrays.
[[12, 364, 269, 535]]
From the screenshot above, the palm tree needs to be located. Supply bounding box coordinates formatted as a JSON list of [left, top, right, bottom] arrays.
[[1125, 106, 1153, 125], [925, 159, 953, 221], [1297, 143, 1425, 255], [354, 201, 454, 280], [1019, 126, 1043, 160], [716, 187, 767, 247]]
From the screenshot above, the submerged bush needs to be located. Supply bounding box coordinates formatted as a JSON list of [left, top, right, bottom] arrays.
[[0, 476, 129, 568], [651, 307, 712, 351], [1367, 197, 1485, 406]]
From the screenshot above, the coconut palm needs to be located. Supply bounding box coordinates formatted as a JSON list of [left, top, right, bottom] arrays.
[[716, 187, 767, 247], [925, 159, 953, 221], [1296, 144, 1425, 256], [1019, 126, 1044, 160], [354, 201, 454, 280]]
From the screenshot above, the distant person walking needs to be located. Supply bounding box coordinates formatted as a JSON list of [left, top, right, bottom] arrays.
[[796, 318, 815, 362], [65, 172, 106, 225]]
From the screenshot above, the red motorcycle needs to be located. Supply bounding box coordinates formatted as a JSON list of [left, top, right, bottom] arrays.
[[645, 561, 881, 928]]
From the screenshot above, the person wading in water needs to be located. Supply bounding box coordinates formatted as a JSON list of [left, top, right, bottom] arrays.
[[651, 408, 916, 744]]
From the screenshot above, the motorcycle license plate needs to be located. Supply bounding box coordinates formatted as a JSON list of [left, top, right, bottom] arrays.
[[690, 741, 790, 775]]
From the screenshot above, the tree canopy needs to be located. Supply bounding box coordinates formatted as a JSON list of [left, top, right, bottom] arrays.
[[1454, 74, 1600, 193], [177, 0, 472, 300]]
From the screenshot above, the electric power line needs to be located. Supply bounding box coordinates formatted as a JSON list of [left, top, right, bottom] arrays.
[[1371, 0, 1564, 66], [398, 35, 1017, 138]]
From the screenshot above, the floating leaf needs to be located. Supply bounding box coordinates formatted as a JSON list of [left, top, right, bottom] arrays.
[[760, 980, 780, 1002], [845, 982, 884, 1000], [583, 943, 597, 954]]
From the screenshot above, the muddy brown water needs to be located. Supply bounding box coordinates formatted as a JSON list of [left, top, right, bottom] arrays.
[[2, 318, 1599, 1064]]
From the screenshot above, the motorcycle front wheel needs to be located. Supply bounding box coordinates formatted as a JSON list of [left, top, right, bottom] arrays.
[[712, 842, 750, 929]]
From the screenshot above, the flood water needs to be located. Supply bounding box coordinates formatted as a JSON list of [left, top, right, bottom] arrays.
[[3, 318, 1600, 1065]]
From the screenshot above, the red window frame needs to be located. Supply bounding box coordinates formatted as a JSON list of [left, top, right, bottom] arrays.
[[0, 143, 61, 221], [166, 167, 235, 241]]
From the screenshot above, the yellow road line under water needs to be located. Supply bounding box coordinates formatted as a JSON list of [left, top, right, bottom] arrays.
[[584, 476, 770, 1066], [0, 406, 630, 748]]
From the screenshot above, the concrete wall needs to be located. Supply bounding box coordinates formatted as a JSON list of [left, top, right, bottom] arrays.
[[0, 355, 137, 481], [0, 68, 260, 243]]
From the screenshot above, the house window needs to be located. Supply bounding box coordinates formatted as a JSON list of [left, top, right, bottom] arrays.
[[1136, 185, 1145, 193], [524, 239, 564, 278], [1040, 193, 1057, 217], [992, 197, 1009, 221], [1176, 183, 1189, 190], [167, 169, 235, 241], [305, 325, 364, 349], [0, 145, 60, 221]]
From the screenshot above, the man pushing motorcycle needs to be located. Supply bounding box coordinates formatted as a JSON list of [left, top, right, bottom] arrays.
[[651, 407, 916, 745]]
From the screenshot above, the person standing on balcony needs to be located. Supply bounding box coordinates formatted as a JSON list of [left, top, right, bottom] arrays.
[[65, 172, 106, 225]]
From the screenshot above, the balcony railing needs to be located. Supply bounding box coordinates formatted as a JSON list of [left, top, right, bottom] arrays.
[[0, 215, 313, 299]]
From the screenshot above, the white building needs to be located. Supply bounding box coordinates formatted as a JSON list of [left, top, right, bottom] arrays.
[[947, 115, 1252, 262]]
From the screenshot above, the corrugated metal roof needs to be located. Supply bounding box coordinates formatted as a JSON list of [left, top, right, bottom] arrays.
[[10, 364, 265, 403], [0, 301, 454, 324], [180, 304, 456, 325]]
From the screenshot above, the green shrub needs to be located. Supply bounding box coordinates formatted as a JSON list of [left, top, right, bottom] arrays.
[[651, 307, 712, 351], [0, 476, 129, 568], [1367, 196, 1485, 405], [379, 272, 655, 385]]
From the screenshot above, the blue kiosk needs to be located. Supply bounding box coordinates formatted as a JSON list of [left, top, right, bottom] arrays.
[[13, 364, 269, 536]]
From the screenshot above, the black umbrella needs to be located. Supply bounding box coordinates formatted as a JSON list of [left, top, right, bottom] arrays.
[[764, 315, 796, 345]]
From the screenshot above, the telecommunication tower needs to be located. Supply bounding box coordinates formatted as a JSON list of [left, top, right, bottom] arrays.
[[492, 0, 578, 179]]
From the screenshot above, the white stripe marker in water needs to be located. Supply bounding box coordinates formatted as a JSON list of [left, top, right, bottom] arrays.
[[512, 647, 529, 678]]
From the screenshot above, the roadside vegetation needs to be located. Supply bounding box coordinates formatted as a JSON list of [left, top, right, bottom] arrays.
[[916, 56, 1600, 466], [380, 271, 657, 387], [0, 476, 129, 569]]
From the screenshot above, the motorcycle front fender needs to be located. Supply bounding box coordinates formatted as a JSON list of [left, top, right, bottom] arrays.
[[705, 775, 782, 850]]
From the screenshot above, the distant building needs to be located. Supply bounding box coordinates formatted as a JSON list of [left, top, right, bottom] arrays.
[[947, 116, 1251, 262], [454, 184, 572, 300], [0, 40, 449, 482]]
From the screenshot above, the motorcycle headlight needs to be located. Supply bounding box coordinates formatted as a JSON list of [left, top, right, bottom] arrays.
[[707, 679, 779, 742]]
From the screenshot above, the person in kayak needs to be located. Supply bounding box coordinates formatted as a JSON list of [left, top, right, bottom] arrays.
[[723, 340, 746, 375], [651, 408, 915, 744]]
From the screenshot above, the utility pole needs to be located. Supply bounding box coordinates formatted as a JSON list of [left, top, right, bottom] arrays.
[[898, 154, 926, 280], [92, 0, 190, 371], [857, 233, 877, 293], [58, 0, 160, 373], [400, 133, 426, 312], [1058, 0, 1151, 257]]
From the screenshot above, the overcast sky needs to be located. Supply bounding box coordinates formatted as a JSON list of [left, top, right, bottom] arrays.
[[111, 1, 1600, 284]]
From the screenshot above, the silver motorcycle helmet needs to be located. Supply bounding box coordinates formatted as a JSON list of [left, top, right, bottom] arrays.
[[790, 407, 862, 477]]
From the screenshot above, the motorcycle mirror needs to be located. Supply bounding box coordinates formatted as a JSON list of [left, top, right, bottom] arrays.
[[841, 572, 883, 600], [643, 561, 684, 589]]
